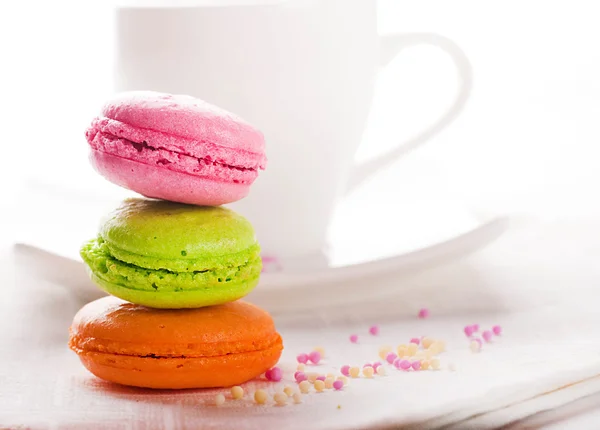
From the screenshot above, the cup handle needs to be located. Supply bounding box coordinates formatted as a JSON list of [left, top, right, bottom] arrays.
[[345, 32, 473, 193]]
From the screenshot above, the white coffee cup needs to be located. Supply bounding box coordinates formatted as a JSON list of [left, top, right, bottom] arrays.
[[115, 0, 472, 267]]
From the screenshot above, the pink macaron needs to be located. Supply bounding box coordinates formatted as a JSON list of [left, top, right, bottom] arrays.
[[85, 91, 266, 206]]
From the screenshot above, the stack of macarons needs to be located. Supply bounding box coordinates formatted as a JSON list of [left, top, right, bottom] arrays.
[[69, 92, 283, 389]]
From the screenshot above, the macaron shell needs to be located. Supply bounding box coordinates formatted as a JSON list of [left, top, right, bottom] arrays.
[[102, 91, 265, 154], [70, 298, 278, 356], [91, 150, 249, 206], [97, 198, 257, 263], [88, 270, 259, 309], [71, 297, 279, 357], [76, 342, 282, 389]]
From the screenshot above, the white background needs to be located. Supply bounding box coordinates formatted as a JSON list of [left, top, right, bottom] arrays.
[[4, 0, 600, 280]]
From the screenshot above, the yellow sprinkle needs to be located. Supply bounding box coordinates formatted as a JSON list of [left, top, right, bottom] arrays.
[[363, 366, 374, 378], [406, 343, 418, 356], [337, 404, 342, 409], [230, 386, 244, 400], [293, 392, 303, 404], [299, 380, 311, 394], [349, 367, 360, 378], [376, 366, 386, 376], [254, 389, 268, 405], [313, 346, 326, 356], [314, 380, 325, 392], [431, 357, 441, 370], [429, 341, 444, 354], [327, 373, 335, 378], [283, 386, 295, 397], [397, 344, 408, 357], [297, 363, 306, 371], [421, 360, 430, 370], [470, 340, 481, 353], [378, 345, 393, 360], [215, 394, 225, 406], [336, 376, 348, 385], [307, 372, 319, 383], [324, 377, 335, 389], [437, 340, 447, 352], [421, 337, 434, 349], [274, 392, 288, 406]]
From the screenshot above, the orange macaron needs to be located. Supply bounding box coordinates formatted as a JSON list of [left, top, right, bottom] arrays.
[[69, 296, 283, 389]]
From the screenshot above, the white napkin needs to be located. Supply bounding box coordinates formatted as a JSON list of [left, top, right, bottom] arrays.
[[6, 216, 600, 429]]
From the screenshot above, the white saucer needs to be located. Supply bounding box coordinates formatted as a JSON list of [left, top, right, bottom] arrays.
[[260, 215, 506, 289], [247, 208, 507, 310], [15, 192, 508, 312], [15, 181, 508, 312]]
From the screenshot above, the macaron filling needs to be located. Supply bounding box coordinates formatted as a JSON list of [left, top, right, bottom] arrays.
[[86, 117, 266, 184], [81, 236, 262, 294]]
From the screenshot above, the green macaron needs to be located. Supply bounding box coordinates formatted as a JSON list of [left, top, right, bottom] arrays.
[[80, 198, 261, 309]]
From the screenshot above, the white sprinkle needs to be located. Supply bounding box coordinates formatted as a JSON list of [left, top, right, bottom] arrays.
[[215, 393, 226, 406]]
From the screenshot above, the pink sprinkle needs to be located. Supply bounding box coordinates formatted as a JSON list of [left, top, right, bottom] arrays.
[[372, 362, 382, 370], [269, 367, 282, 382], [340, 365, 350, 376], [386, 352, 397, 364], [492, 325, 502, 336], [316, 375, 326, 381], [296, 353, 308, 364], [393, 358, 402, 369], [262, 256, 277, 263], [333, 380, 344, 390], [349, 334, 359, 343], [308, 351, 321, 365], [464, 325, 474, 337], [261, 256, 281, 273], [472, 324, 480, 332], [410, 337, 420, 345], [369, 325, 380, 336], [294, 371, 306, 382], [411, 361, 421, 371], [482, 330, 493, 343], [265, 369, 273, 381], [418, 308, 430, 319], [399, 360, 411, 371]]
